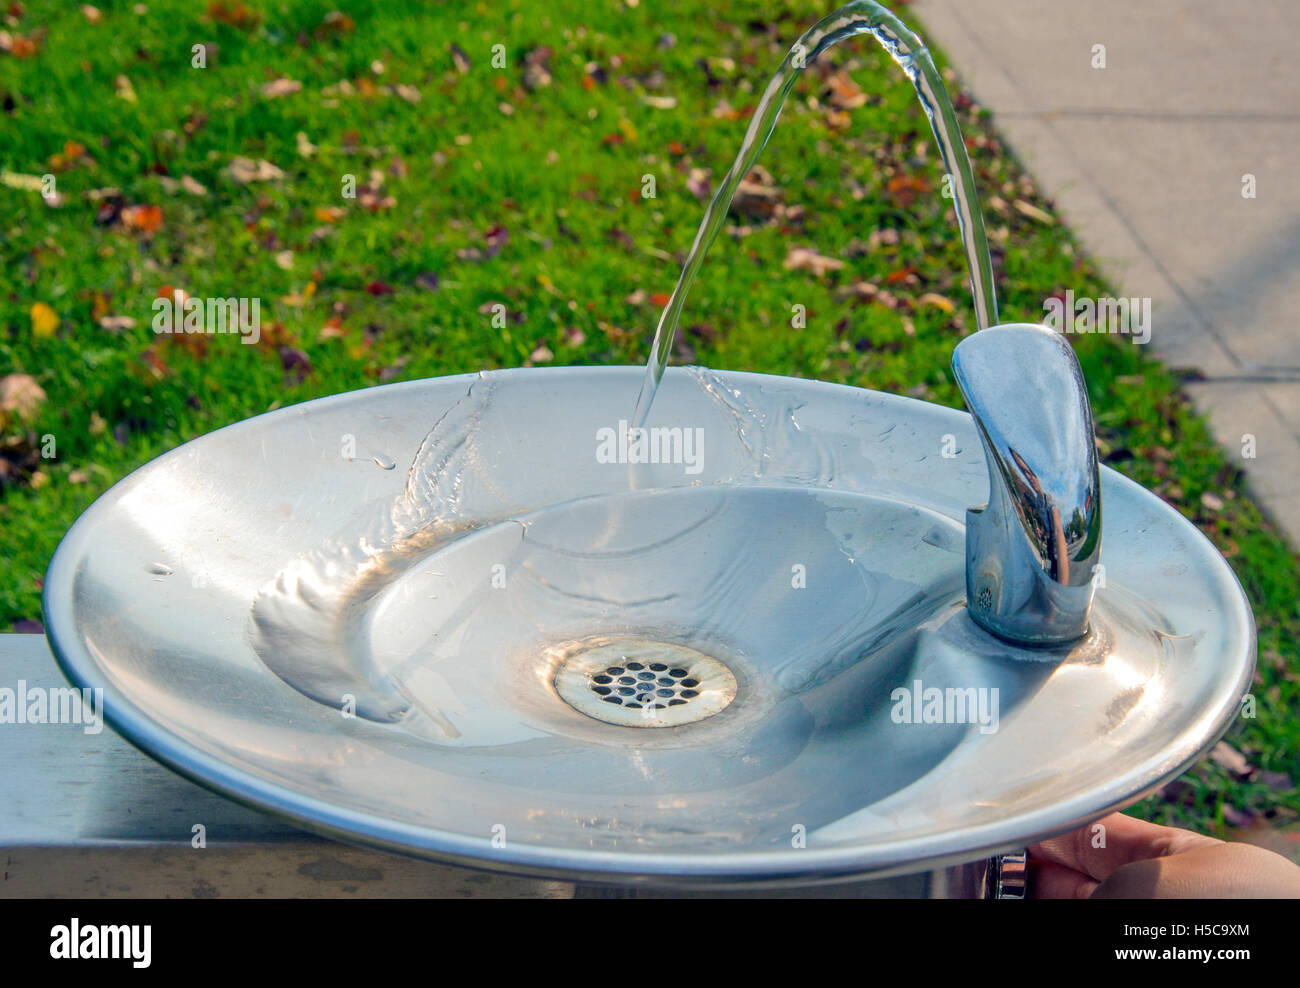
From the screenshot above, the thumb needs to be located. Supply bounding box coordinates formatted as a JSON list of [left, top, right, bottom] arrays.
[[1091, 841, 1300, 898]]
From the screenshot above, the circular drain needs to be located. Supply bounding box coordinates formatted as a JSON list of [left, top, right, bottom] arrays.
[[552, 638, 737, 728]]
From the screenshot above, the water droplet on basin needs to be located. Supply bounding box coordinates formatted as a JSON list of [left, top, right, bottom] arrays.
[[373, 454, 396, 470], [147, 563, 173, 576]]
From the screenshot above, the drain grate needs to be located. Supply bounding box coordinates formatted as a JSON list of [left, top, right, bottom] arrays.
[[590, 661, 701, 710], [551, 639, 737, 728]]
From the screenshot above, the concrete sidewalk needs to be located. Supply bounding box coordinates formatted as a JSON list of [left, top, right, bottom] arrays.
[[914, 0, 1300, 544]]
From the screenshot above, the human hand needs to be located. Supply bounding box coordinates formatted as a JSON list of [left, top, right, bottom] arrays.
[[1029, 811, 1300, 898]]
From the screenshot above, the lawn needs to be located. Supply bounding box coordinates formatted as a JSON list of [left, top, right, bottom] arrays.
[[1, 0, 1296, 844]]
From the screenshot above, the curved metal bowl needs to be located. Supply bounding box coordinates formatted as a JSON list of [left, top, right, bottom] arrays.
[[43, 366, 1255, 887]]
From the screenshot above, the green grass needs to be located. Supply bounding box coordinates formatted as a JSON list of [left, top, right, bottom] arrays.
[[1, 0, 1296, 842]]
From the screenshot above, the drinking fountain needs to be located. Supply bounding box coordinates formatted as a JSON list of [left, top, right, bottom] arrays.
[[40, 1, 1255, 893]]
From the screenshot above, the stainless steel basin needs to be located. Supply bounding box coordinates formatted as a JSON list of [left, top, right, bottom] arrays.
[[43, 365, 1255, 887]]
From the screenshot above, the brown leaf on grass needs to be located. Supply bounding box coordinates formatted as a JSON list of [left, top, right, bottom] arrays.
[[824, 71, 867, 110], [0, 373, 46, 422], [120, 203, 163, 233], [484, 224, 509, 256], [226, 157, 284, 183], [4, 34, 43, 59], [1256, 770, 1294, 790], [784, 247, 845, 279], [315, 10, 354, 38], [318, 317, 346, 340], [48, 140, 90, 172], [597, 320, 635, 343], [522, 46, 553, 90], [887, 174, 931, 208], [458, 225, 508, 262], [261, 78, 302, 99], [208, 1, 259, 30], [449, 43, 470, 74], [687, 167, 711, 201], [356, 171, 395, 211], [137, 345, 171, 380], [391, 83, 421, 104], [730, 165, 782, 219], [1013, 199, 1054, 225], [1209, 741, 1253, 778]]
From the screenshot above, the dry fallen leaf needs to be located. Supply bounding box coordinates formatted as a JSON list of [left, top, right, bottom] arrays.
[[687, 167, 711, 201], [261, 78, 302, 99], [887, 174, 931, 208], [226, 156, 284, 183], [120, 203, 163, 233], [730, 165, 782, 219], [1209, 741, 1252, 777], [918, 292, 956, 313], [825, 71, 867, 110], [784, 247, 845, 279], [392, 83, 421, 105], [0, 373, 47, 422], [208, 1, 260, 30], [1014, 199, 1054, 225], [0, 171, 45, 192]]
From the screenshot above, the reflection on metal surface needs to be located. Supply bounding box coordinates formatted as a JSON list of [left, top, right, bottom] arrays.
[[990, 851, 1029, 899], [953, 324, 1102, 645], [43, 366, 1255, 887]]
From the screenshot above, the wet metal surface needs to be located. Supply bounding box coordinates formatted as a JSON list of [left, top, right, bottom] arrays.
[[42, 367, 1255, 887]]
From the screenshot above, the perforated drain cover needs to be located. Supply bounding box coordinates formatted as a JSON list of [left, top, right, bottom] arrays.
[[552, 638, 737, 728]]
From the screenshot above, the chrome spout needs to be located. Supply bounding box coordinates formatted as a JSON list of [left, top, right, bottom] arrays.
[[951, 323, 1102, 645]]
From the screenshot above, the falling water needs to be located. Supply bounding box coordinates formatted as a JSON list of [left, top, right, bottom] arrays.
[[631, 0, 999, 428]]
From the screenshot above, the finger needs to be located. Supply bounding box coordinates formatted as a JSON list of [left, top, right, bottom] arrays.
[[1029, 860, 1098, 899], [1029, 812, 1220, 882], [1092, 842, 1300, 899]]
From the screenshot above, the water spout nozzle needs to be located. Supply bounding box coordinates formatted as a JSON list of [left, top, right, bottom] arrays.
[[952, 323, 1101, 646]]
